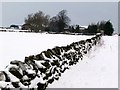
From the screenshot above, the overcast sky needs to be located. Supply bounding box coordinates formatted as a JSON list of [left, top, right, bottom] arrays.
[[2, 2, 118, 33]]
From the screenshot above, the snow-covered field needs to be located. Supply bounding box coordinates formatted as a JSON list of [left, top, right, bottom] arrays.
[[0, 32, 94, 70], [0, 32, 118, 88]]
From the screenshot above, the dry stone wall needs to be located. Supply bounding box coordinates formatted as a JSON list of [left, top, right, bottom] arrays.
[[0, 33, 102, 90]]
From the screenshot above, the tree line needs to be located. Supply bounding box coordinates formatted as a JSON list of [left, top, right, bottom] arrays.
[[22, 10, 114, 36], [86, 20, 114, 35]]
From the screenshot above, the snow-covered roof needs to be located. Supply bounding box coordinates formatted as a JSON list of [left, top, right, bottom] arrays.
[[80, 26, 88, 28]]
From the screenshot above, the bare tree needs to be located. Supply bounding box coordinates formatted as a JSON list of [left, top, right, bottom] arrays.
[[49, 16, 59, 32], [57, 10, 70, 32], [49, 10, 71, 32], [24, 11, 50, 32]]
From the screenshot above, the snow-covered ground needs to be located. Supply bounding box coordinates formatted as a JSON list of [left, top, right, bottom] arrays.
[[0, 32, 118, 88], [49, 35, 118, 88]]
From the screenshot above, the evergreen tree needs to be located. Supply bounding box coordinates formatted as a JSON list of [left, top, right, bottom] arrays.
[[87, 24, 98, 34], [75, 25, 80, 33], [103, 20, 114, 35]]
